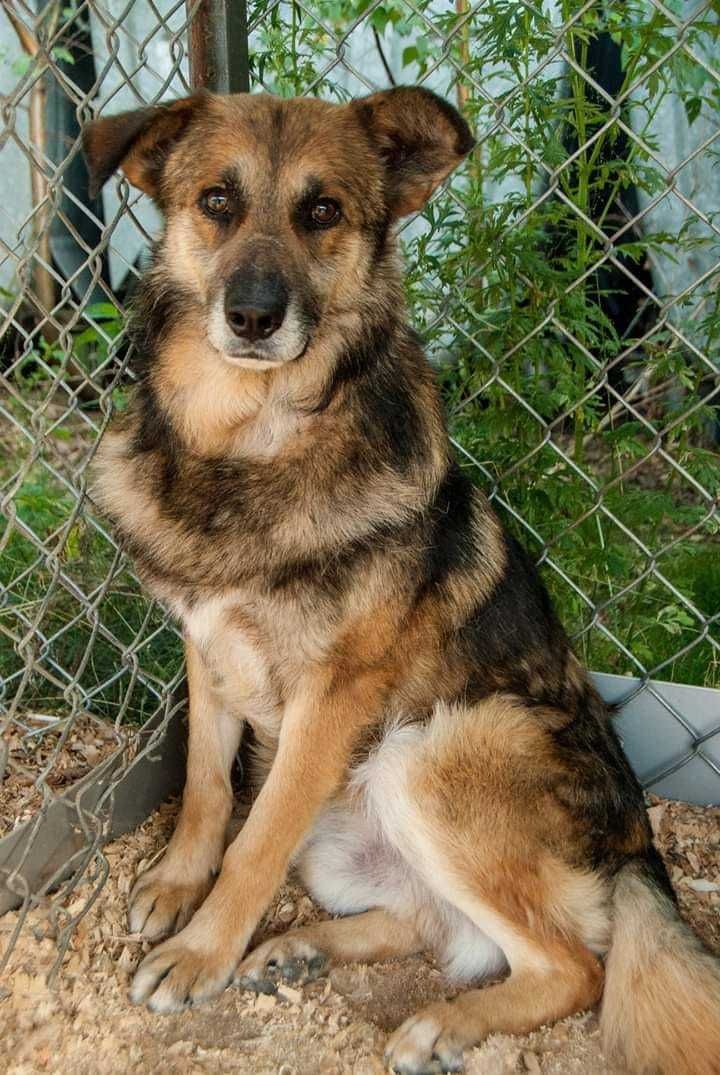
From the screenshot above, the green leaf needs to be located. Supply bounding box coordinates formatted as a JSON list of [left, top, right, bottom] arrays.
[[51, 46, 75, 66]]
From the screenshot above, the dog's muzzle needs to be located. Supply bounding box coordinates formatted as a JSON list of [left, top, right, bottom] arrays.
[[224, 268, 289, 344]]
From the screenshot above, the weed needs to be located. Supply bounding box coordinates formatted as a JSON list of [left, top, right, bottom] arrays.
[[1, 0, 718, 724]]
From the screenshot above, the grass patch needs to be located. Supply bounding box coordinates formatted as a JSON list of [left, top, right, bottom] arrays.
[[1, 441, 182, 726]]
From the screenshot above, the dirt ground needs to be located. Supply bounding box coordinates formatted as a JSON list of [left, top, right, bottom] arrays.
[[1, 795, 719, 1075]]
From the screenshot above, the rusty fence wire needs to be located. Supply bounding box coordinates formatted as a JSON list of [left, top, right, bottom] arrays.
[[1, 0, 719, 977]]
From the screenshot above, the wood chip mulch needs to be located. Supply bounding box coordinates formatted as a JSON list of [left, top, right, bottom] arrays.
[[0, 794, 718, 1075], [0, 716, 120, 838]]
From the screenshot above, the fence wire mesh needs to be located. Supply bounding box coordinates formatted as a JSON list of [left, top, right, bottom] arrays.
[[1, 0, 719, 977]]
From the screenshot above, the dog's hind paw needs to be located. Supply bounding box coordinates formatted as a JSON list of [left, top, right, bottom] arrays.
[[385, 1003, 465, 1075], [234, 932, 328, 995]]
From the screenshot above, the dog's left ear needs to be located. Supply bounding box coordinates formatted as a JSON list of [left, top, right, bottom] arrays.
[[354, 86, 475, 217]]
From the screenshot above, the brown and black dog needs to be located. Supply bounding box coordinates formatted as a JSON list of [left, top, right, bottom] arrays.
[[83, 88, 720, 1074]]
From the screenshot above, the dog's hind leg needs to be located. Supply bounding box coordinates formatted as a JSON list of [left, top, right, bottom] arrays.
[[371, 697, 609, 1074], [386, 936, 603, 1074], [236, 908, 422, 992]]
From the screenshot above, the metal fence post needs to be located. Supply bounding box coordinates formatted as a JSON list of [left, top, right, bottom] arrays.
[[187, 0, 250, 94]]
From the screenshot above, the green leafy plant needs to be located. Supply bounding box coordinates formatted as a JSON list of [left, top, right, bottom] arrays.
[[246, 0, 720, 685], [1, 308, 165, 724], [2, 0, 718, 714]]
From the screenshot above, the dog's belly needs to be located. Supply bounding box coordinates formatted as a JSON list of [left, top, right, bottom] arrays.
[[297, 721, 507, 984]]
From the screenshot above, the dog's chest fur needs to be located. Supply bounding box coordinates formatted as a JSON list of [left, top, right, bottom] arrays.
[[174, 588, 333, 741], [91, 412, 381, 740], [92, 391, 429, 595]]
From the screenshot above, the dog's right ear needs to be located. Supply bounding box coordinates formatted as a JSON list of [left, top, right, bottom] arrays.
[[82, 95, 204, 199]]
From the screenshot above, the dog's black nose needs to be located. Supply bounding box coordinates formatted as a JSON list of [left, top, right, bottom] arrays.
[[224, 268, 288, 342], [226, 302, 285, 341]]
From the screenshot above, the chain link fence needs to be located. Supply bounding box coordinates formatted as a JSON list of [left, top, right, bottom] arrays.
[[1, 0, 719, 979]]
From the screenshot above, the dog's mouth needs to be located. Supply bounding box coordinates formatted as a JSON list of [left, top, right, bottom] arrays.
[[218, 335, 311, 369]]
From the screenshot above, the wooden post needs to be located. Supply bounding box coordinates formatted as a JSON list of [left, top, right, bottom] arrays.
[[186, 0, 249, 94]]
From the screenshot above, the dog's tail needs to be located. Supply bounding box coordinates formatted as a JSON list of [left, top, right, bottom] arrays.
[[601, 854, 720, 1074]]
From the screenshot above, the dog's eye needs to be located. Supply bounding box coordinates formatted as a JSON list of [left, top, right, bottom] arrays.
[[309, 199, 341, 229], [201, 188, 231, 217]]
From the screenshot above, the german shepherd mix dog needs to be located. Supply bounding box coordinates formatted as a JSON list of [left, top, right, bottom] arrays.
[[83, 89, 720, 1075]]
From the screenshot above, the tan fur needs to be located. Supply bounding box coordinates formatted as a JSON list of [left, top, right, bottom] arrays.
[[152, 324, 271, 455], [386, 949, 601, 1067], [128, 640, 242, 939], [130, 634, 393, 1009], [296, 695, 607, 1069], [237, 908, 422, 985], [389, 698, 607, 1005], [602, 863, 720, 1075], [83, 89, 720, 1073]]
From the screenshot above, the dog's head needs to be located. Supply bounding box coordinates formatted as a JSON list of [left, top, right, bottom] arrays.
[[84, 89, 473, 370]]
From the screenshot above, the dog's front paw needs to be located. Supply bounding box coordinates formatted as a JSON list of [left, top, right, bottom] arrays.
[[130, 929, 237, 1013], [385, 1002, 465, 1074], [128, 867, 213, 940], [235, 932, 328, 994]]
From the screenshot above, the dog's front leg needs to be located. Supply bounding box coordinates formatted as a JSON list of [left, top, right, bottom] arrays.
[[129, 639, 243, 940], [129, 663, 381, 1013]]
